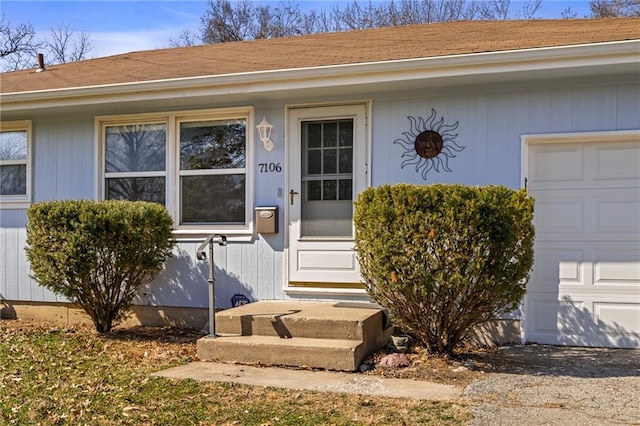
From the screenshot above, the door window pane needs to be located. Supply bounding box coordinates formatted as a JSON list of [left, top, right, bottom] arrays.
[[323, 149, 337, 174], [180, 119, 246, 170], [323, 122, 337, 147], [105, 124, 166, 172], [181, 174, 245, 223], [338, 148, 352, 174], [307, 180, 322, 201], [338, 121, 353, 147], [339, 179, 352, 201], [323, 180, 337, 200], [307, 150, 321, 175], [306, 123, 322, 148]]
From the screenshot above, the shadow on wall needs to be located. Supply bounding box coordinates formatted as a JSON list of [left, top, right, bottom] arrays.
[[135, 247, 255, 311], [555, 295, 640, 349]]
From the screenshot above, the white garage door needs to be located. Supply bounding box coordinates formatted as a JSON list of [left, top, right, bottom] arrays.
[[524, 131, 640, 348]]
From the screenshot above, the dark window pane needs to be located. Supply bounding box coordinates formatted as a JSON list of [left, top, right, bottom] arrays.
[[181, 174, 245, 223], [323, 149, 337, 174], [305, 122, 322, 148], [0, 164, 26, 195], [338, 121, 353, 147], [323, 122, 337, 147], [323, 180, 337, 200], [106, 177, 165, 204], [339, 179, 352, 201], [180, 120, 246, 170], [105, 124, 166, 172], [307, 150, 321, 175], [306, 180, 322, 201], [338, 148, 353, 174], [0, 131, 27, 161]]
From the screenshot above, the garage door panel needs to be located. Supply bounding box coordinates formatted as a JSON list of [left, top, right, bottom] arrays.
[[534, 196, 584, 235], [594, 142, 640, 181], [594, 193, 640, 235], [531, 246, 584, 286], [593, 247, 640, 286], [594, 303, 640, 334], [529, 144, 584, 184], [526, 295, 640, 348], [530, 298, 585, 333]]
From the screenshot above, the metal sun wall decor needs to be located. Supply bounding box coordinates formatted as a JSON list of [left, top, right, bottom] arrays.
[[394, 109, 465, 180]]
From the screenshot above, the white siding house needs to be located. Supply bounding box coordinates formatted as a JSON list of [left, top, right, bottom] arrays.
[[1, 18, 639, 347]]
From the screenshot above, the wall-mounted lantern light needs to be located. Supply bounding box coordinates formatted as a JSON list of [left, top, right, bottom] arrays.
[[256, 117, 274, 151]]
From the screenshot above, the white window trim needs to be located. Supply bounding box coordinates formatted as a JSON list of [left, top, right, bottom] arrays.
[[96, 107, 254, 237], [0, 120, 32, 209]]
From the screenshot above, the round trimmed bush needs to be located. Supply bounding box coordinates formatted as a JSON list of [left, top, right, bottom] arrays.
[[26, 200, 175, 333], [354, 184, 534, 354]]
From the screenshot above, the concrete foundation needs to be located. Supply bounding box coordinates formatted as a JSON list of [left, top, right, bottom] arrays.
[[0, 300, 208, 329]]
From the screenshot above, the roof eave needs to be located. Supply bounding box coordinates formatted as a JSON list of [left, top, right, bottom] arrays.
[[1, 40, 638, 112]]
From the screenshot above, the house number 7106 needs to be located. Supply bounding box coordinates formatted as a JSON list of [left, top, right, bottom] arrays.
[[258, 163, 282, 173]]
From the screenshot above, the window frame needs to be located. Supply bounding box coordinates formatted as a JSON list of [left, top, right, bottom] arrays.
[[0, 120, 32, 209], [96, 107, 254, 236]]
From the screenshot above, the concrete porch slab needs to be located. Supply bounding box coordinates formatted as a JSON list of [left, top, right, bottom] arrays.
[[152, 361, 462, 401]]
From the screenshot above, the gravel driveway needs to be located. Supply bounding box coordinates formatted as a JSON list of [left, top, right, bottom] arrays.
[[463, 345, 640, 425]]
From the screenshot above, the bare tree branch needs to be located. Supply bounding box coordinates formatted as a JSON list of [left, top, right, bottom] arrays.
[[590, 0, 640, 17], [46, 21, 93, 64]]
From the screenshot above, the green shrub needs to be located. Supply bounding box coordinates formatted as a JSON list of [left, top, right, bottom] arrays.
[[354, 184, 534, 354], [26, 200, 175, 333]]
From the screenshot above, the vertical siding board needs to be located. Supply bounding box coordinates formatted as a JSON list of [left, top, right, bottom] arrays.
[[549, 87, 573, 133], [1, 211, 20, 300], [528, 88, 551, 134], [213, 241, 229, 308], [257, 236, 276, 300], [33, 122, 57, 202], [467, 93, 489, 185], [241, 241, 259, 300], [571, 86, 596, 131], [0, 212, 7, 299], [485, 92, 510, 185], [593, 85, 618, 131], [616, 83, 640, 129], [446, 94, 470, 185], [507, 90, 530, 189], [224, 242, 246, 308]]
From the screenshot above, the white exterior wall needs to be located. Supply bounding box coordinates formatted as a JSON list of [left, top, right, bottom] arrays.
[[1, 79, 639, 309]]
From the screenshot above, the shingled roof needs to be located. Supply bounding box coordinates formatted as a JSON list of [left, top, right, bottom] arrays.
[[1, 18, 639, 94]]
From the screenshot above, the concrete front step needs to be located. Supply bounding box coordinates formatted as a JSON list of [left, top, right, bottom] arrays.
[[196, 334, 366, 371], [197, 301, 393, 371], [214, 300, 388, 341]]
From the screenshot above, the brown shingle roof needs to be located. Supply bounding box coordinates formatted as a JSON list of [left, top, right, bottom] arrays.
[[1, 18, 639, 94]]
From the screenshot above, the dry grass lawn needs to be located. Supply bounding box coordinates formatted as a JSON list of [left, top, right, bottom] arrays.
[[1, 319, 473, 425]]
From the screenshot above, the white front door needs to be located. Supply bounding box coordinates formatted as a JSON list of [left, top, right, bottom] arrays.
[[287, 104, 368, 287], [524, 131, 640, 348]]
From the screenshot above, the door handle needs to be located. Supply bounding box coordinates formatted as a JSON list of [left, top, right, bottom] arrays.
[[290, 189, 299, 205]]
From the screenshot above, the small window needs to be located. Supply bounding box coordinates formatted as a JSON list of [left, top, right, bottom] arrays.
[[0, 120, 32, 208], [98, 108, 253, 234]]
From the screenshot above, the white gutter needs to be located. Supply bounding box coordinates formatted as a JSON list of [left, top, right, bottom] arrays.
[[1, 40, 638, 112]]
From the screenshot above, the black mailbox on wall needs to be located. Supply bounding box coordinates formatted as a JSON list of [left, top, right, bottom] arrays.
[[255, 207, 278, 234]]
